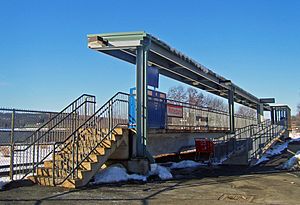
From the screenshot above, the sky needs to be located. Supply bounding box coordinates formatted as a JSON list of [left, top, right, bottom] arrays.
[[0, 0, 299, 114]]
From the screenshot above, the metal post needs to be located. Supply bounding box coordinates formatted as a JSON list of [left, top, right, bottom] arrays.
[[270, 107, 274, 124], [32, 136, 35, 176], [72, 134, 75, 179], [52, 143, 55, 186], [109, 100, 113, 140], [257, 103, 264, 124], [84, 97, 87, 121], [274, 108, 278, 124], [136, 45, 148, 157], [9, 109, 15, 180], [228, 87, 235, 134]]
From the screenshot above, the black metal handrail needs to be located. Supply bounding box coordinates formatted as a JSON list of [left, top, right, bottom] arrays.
[[49, 92, 129, 185], [12, 94, 96, 180], [166, 97, 257, 120], [212, 119, 280, 163], [55, 123, 126, 186], [19, 94, 95, 144], [14, 100, 95, 152], [250, 123, 286, 158]]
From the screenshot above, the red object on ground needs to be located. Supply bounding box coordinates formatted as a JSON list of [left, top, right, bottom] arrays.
[[195, 138, 214, 154]]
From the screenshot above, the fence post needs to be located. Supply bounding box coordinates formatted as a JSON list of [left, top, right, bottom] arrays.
[[9, 109, 15, 180], [109, 100, 113, 140], [84, 97, 87, 121], [72, 133, 75, 179], [52, 143, 55, 186]]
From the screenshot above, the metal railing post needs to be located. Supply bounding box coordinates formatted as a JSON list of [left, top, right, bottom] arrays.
[[9, 143, 14, 180], [32, 135, 36, 176], [9, 109, 15, 180], [52, 143, 55, 186], [72, 134, 75, 179], [76, 135, 79, 179], [109, 100, 113, 140], [84, 97, 87, 121]]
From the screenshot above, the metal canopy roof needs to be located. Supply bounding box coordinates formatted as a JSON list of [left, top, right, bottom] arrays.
[[87, 31, 271, 111]]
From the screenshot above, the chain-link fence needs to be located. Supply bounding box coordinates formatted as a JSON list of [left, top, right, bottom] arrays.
[[0, 108, 57, 180]]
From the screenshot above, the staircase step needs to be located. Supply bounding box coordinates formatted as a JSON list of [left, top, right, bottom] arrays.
[[101, 128, 123, 136], [28, 175, 55, 186], [28, 175, 81, 188], [30, 127, 125, 188]]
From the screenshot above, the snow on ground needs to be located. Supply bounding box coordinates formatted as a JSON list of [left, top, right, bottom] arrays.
[[92, 163, 173, 185], [149, 164, 173, 180], [92, 166, 147, 184], [290, 132, 300, 141], [170, 160, 204, 169], [255, 142, 289, 165], [281, 151, 300, 170], [0, 176, 11, 190], [255, 132, 300, 166], [255, 156, 270, 165], [265, 141, 289, 156]]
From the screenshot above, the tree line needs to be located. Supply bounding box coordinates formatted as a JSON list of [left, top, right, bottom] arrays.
[[167, 85, 256, 118]]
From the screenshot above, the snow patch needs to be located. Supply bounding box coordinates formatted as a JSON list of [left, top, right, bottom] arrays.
[[289, 132, 300, 141], [265, 141, 289, 156], [0, 177, 10, 190], [92, 163, 173, 185], [255, 141, 289, 165], [149, 164, 173, 180], [170, 160, 203, 169], [93, 166, 147, 184], [255, 134, 300, 166], [255, 156, 270, 165], [281, 151, 300, 170]]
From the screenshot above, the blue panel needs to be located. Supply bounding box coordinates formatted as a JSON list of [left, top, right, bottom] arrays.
[[128, 87, 166, 129], [129, 88, 136, 129], [147, 66, 159, 88], [148, 90, 166, 129]]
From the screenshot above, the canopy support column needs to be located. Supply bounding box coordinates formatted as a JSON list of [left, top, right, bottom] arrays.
[[257, 103, 264, 124], [135, 45, 149, 157], [228, 86, 235, 134]]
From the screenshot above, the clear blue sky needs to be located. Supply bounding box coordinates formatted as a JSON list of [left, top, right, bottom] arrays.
[[0, 0, 299, 114]]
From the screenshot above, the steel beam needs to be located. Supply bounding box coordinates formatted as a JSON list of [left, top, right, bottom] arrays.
[[88, 31, 273, 112], [257, 103, 264, 123], [135, 45, 148, 157], [228, 86, 235, 133]]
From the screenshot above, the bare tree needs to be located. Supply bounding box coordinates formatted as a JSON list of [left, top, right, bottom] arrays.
[[167, 85, 228, 111], [236, 106, 256, 118], [203, 95, 228, 111], [186, 87, 204, 106], [167, 85, 187, 102]]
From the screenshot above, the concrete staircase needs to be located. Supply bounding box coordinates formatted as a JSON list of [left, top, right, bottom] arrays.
[[28, 127, 126, 188]]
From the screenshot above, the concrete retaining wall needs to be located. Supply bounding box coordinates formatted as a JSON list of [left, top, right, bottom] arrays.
[[147, 132, 226, 156]]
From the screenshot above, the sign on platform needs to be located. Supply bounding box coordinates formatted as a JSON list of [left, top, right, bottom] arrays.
[[147, 66, 159, 88], [167, 104, 183, 118], [260, 98, 275, 103]]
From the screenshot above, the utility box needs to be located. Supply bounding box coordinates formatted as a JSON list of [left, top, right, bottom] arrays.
[[129, 88, 166, 129]]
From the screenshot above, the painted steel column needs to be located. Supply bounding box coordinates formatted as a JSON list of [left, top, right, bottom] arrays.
[[257, 103, 264, 124], [270, 107, 274, 124], [228, 87, 235, 134], [136, 45, 148, 157], [274, 107, 278, 124]]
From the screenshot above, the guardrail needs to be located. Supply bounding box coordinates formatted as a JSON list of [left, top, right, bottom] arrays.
[[51, 92, 129, 185], [212, 120, 287, 163], [0, 94, 96, 180], [166, 98, 257, 131]]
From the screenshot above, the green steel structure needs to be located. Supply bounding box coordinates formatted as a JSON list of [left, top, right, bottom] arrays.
[[87, 31, 277, 157]]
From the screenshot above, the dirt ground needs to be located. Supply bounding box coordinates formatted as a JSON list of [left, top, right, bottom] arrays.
[[0, 163, 299, 205]]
